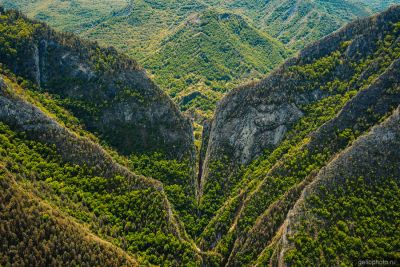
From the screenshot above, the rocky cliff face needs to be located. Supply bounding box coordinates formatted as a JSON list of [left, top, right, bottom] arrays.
[[0, 74, 200, 265], [203, 5, 400, 169], [0, 75, 176, 233], [275, 107, 400, 266], [196, 6, 400, 265], [1, 5, 400, 266], [200, 5, 400, 208], [0, 12, 201, 264], [0, 9, 195, 162], [225, 57, 400, 266]]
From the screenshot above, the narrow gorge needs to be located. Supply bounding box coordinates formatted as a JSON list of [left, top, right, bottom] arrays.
[[0, 3, 399, 267]]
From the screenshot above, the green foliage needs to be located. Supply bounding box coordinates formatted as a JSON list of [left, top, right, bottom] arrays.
[[0, 59, 197, 266], [0, 121, 198, 266], [0, 8, 196, 162], [144, 10, 288, 120], [285, 176, 400, 266], [3, 0, 398, 124], [199, 14, 400, 263], [198, 156, 240, 234], [360, 0, 400, 11], [129, 152, 199, 237], [1, 4, 400, 266], [129, 152, 192, 187], [0, 13, 38, 58], [0, 169, 138, 267], [4, 0, 389, 122]]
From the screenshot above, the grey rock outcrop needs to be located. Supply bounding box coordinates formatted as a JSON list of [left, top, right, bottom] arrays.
[[200, 5, 400, 197], [0, 10, 195, 162], [0, 77, 190, 241], [276, 106, 400, 266]]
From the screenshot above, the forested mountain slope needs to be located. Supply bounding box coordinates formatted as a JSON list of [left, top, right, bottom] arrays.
[[4, 0, 395, 54], [273, 106, 400, 266], [0, 167, 139, 267], [0, 9, 200, 230], [0, 8, 194, 161], [0, 71, 203, 265], [0, 4, 399, 267], [208, 0, 371, 49], [361, 0, 400, 11], [3, 0, 398, 122], [197, 6, 400, 265], [144, 10, 288, 121], [0, 9, 203, 266]]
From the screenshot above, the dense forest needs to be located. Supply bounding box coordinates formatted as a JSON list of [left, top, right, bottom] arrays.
[[2, 0, 399, 126], [0, 70, 201, 265], [0, 167, 139, 267], [0, 3, 399, 267], [197, 5, 400, 266]]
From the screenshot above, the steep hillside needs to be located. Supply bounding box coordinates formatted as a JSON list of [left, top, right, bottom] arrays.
[[224, 59, 400, 266], [198, 6, 400, 265], [274, 107, 400, 266], [361, 0, 400, 11], [0, 167, 139, 267], [1, 4, 400, 267], [144, 10, 288, 121], [209, 0, 371, 49], [0, 9, 204, 241], [3, 0, 396, 123], [0, 70, 201, 265], [0, 8, 210, 265], [0, 8, 194, 161], [269, 0, 369, 48], [0, 0, 129, 34], [204, 1, 399, 49]]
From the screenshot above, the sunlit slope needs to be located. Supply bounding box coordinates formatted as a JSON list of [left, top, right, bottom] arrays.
[[144, 10, 288, 120]]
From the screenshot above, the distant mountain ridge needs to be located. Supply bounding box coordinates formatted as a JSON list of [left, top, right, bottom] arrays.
[[198, 5, 400, 265], [0, 9, 201, 265], [2, 0, 399, 122], [0, 7, 195, 160], [0, 4, 399, 267], [144, 10, 288, 121]]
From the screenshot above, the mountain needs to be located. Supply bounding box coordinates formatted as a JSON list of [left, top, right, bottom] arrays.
[[206, 1, 400, 47], [1, 4, 400, 267], [0, 8, 201, 265], [197, 6, 400, 265], [3, 0, 398, 123], [0, 166, 139, 266], [0, 7, 194, 160], [0, 8, 199, 232], [197, 0, 370, 49], [4, 0, 396, 53], [248, 0, 371, 48], [272, 108, 400, 266], [0, 71, 200, 265], [361, 0, 400, 11], [0, 0, 206, 59], [144, 10, 288, 121]]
